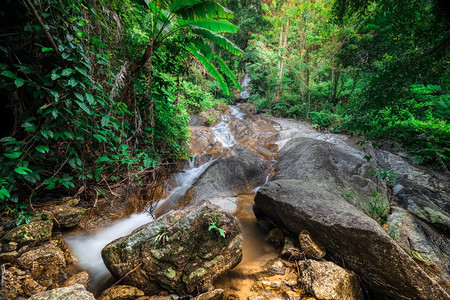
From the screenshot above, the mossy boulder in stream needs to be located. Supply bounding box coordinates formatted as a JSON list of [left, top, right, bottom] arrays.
[[102, 202, 243, 295]]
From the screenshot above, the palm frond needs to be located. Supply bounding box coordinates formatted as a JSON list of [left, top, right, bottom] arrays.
[[190, 26, 243, 56], [186, 45, 229, 95]]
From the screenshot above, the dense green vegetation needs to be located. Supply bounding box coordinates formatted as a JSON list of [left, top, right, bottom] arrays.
[[229, 0, 449, 167], [0, 0, 240, 218], [1, 0, 449, 218]]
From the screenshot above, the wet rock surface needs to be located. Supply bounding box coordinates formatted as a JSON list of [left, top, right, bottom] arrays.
[[102, 202, 243, 295], [275, 137, 388, 215], [28, 284, 95, 300], [97, 285, 146, 300], [1, 220, 52, 244], [180, 145, 268, 207], [254, 179, 450, 299]]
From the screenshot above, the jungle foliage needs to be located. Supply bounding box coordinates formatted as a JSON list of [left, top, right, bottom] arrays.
[[231, 0, 449, 168], [0, 0, 241, 217]]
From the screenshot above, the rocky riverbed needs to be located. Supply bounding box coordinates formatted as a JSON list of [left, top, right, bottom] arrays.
[[1, 104, 449, 300]]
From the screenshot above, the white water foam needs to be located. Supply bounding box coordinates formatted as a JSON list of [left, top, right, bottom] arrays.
[[211, 121, 236, 148]]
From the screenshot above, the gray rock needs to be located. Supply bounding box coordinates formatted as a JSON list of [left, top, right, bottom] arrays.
[[299, 230, 326, 260], [253, 180, 450, 299], [299, 260, 363, 300], [276, 137, 388, 215], [28, 284, 95, 300], [387, 206, 450, 290], [181, 145, 268, 207], [102, 203, 243, 295], [393, 179, 450, 233]]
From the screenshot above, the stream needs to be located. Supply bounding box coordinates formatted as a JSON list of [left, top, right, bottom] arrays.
[[64, 105, 277, 296]]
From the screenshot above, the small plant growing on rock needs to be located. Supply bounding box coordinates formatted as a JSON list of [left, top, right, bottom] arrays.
[[204, 212, 226, 238], [367, 191, 389, 224], [154, 227, 169, 244]]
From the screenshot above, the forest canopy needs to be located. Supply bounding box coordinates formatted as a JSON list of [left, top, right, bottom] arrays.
[[1, 0, 449, 219]]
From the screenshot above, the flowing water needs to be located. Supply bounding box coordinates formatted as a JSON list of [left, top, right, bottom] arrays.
[[64, 106, 276, 296], [240, 74, 251, 100]]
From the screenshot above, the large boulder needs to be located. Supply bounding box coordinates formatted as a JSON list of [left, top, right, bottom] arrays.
[[102, 203, 243, 295], [253, 180, 450, 300], [275, 137, 388, 215], [28, 284, 95, 300], [180, 145, 268, 208]]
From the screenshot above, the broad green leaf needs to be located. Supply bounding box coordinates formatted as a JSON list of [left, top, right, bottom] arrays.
[[101, 115, 109, 127], [61, 68, 73, 76], [68, 78, 79, 87], [40, 129, 54, 139], [177, 2, 234, 20], [190, 27, 243, 56], [186, 45, 229, 94], [95, 156, 111, 163], [36, 145, 50, 153], [4, 152, 22, 159], [14, 78, 25, 88], [50, 91, 60, 102], [1, 70, 16, 79], [76, 101, 91, 114], [85, 93, 95, 105], [51, 72, 61, 80], [0, 187, 10, 200], [41, 47, 54, 53], [93, 134, 107, 142], [14, 166, 32, 175], [214, 54, 242, 90], [74, 92, 84, 101], [178, 19, 238, 33]]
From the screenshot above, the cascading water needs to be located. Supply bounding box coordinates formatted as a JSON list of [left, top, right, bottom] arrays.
[[239, 74, 251, 100], [211, 117, 236, 148], [230, 105, 245, 120], [64, 108, 240, 293], [64, 159, 214, 291]]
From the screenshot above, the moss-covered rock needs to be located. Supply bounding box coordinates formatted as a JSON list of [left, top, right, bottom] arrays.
[[1, 220, 52, 244], [102, 202, 243, 295]]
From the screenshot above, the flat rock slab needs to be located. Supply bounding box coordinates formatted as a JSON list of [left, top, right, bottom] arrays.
[[254, 179, 450, 300]]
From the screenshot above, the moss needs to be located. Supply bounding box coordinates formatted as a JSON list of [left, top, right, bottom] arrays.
[[164, 267, 177, 280]]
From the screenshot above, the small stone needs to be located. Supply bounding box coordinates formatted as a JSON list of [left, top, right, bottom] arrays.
[[0, 251, 19, 264], [28, 284, 95, 300], [267, 260, 285, 275], [299, 260, 363, 300], [285, 290, 301, 300], [266, 228, 285, 245], [42, 205, 83, 229], [226, 294, 240, 300], [63, 271, 90, 289], [192, 289, 224, 300], [17, 244, 66, 270], [298, 230, 326, 260], [97, 285, 145, 300], [3, 241, 18, 252], [61, 196, 79, 206], [23, 277, 47, 297], [261, 281, 282, 289], [281, 237, 302, 260]]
